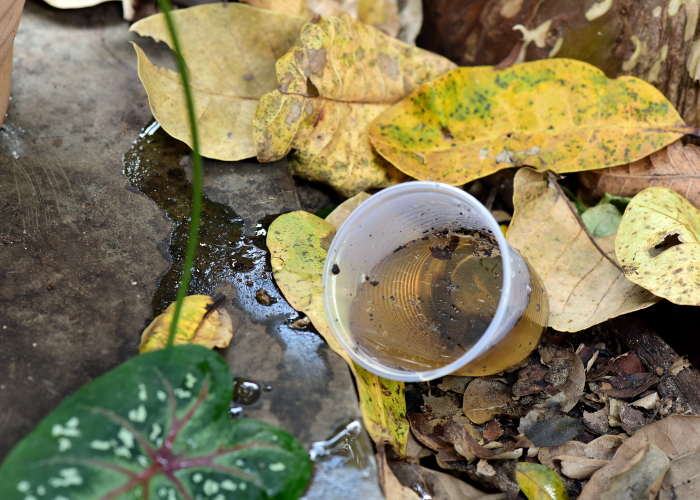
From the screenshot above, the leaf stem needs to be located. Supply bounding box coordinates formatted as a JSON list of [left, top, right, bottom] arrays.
[[156, 0, 203, 348]]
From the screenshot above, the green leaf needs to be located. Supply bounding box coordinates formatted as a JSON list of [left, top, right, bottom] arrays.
[[313, 206, 337, 219], [599, 193, 632, 213], [0, 345, 311, 500], [369, 58, 689, 186], [581, 203, 622, 237], [517, 462, 571, 500]]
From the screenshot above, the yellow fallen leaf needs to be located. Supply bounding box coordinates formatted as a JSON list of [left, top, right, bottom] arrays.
[[357, 0, 399, 37], [517, 462, 570, 500], [253, 13, 455, 197], [507, 168, 658, 332], [130, 4, 306, 161], [369, 59, 689, 186], [267, 209, 409, 452], [326, 191, 371, 229], [240, 0, 309, 16], [615, 187, 700, 305], [139, 295, 233, 353]]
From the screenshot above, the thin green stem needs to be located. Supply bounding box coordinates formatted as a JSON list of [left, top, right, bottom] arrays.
[[156, 0, 203, 348]]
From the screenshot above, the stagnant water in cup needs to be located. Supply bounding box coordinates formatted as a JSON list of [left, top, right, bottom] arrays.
[[349, 231, 507, 371]]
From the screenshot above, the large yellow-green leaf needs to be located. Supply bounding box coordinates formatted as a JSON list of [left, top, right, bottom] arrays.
[[517, 462, 570, 500], [139, 295, 233, 353], [615, 187, 700, 305], [369, 58, 690, 186], [130, 4, 306, 161], [267, 208, 409, 452], [253, 13, 455, 197], [507, 168, 658, 332]]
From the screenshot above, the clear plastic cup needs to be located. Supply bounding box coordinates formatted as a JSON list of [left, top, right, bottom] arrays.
[[322, 181, 548, 382]]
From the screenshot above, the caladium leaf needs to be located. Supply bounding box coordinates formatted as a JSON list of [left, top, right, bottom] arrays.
[[0, 345, 311, 500]]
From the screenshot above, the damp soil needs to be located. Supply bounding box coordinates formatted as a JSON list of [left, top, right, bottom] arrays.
[[122, 122, 301, 324]]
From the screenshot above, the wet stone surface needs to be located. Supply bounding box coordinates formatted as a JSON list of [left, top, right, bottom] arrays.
[[0, 2, 382, 496]]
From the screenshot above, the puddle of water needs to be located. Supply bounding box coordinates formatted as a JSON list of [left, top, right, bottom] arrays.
[[302, 420, 383, 500], [122, 122, 301, 322]]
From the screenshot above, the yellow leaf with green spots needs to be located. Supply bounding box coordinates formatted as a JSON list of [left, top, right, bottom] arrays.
[[253, 13, 455, 197], [139, 295, 233, 353], [369, 58, 691, 186], [130, 3, 306, 161], [615, 187, 700, 305], [517, 462, 570, 500], [267, 208, 409, 452]]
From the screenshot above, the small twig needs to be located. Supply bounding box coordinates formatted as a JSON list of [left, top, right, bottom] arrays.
[[547, 171, 623, 272]]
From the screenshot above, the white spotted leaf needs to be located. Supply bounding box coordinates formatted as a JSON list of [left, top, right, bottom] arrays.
[[0, 345, 311, 499]]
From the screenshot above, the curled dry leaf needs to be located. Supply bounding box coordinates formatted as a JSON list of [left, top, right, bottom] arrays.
[[538, 434, 627, 473], [139, 295, 233, 353], [516, 462, 571, 500], [582, 408, 613, 435], [554, 456, 609, 480], [438, 375, 472, 393], [422, 394, 462, 419], [669, 356, 692, 376], [369, 58, 687, 187], [462, 378, 518, 425], [609, 351, 645, 376], [507, 168, 659, 331], [615, 187, 700, 305], [444, 418, 495, 460], [618, 404, 646, 435], [539, 345, 586, 413], [267, 210, 409, 452], [390, 461, 508, 500], [377, 445, 420, 500], [580, 141, 700, 210], [253, 13, 455, 197], [631, 392, 660, 410], [598, 372, 659, 399], [580, 415, 700, 500], [131, 4, 305, 161]]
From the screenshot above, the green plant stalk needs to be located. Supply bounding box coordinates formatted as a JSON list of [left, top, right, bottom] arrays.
[[558, 183, 587, 216], [156, 0, 203, 348]]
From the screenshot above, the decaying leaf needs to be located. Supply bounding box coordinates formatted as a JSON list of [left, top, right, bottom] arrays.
[[0, 346, 312, 500], [598, 372, 659, 399], [139, 295, 233, 353], [463, 379, 518, 425], [507, 168, 659, 331], [390, 461, 508, 499], [267, 210, 409, 452], [326, 191, 371, 230], [581, 415, 700, 500], [525, 417, 585, 448], [580, 141, 700, 210], [582, 408, 613, 435], [253, 13, 455, 196], [438, 375, 472, 393], [357, 0, 400, 37], [615, 186, 700, 305], [422, 394, 462, 419], [131, 4, 306, 161], [377, 445, 420, 500], [516, 462, 571, 500], [539, 434, 627, 474], [618, 405, 646, 435], [369, 58, 688, 187], [669, 356, 692, 376], [601, 444, 670, 500], [539, 345, 586, 413], [609, 351, 645, 376], [554, 456, 610, 480], [444, 418, 495, 460]]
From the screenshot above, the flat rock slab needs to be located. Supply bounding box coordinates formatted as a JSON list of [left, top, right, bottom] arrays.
[[0, 2, 382, 497]]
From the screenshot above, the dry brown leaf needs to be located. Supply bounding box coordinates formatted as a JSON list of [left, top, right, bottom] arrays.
[[539, 345, 586, 413], [598, 373, 659, 399], [539, 434, 627, 473], [582, 408, 613, 435], [253, 13, 455, 197], [444, 418, 495, 460], [631, 392, 660, 410], [506, 168, 659, 331], [669, 356, 692, 376], [581, 415, 700, 500], [554, 455, 610, 479], [377, 445, 421, 500], [601, 444, 670, 500], [389, 461, 508, 499], [462, 379, 517, 425], [422, 394, 462, 419], [580, 141, 700, 209]]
